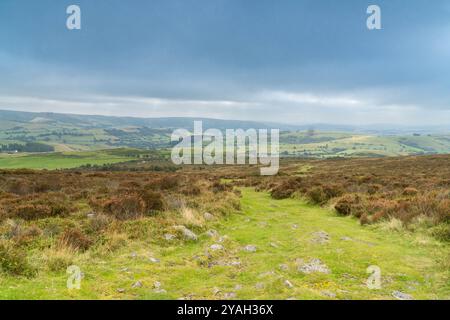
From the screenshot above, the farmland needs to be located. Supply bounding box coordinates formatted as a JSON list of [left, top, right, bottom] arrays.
[[1, 109, 450, 158]]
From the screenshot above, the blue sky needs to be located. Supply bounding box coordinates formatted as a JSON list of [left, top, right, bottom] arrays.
[[0, 0, 449, 125]]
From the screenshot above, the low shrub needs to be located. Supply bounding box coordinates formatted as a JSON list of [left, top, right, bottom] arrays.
[[96, 190, 164, 219], [334, 194, 362, 216], [0, 240, 36, 277], [59, 228, 93, 251], [306, 186, 328, 205], [270, 187, 294, 200]]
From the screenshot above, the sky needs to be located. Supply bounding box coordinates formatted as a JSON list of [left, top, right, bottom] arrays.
[[0, 0, 449, 126]]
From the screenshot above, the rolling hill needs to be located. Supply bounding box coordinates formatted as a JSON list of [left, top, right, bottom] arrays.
[[0, 109, 449, 157]]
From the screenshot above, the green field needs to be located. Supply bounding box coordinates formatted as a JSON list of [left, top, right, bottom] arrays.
[[0, 189, 447, 299], [0, 150, 138, 170]]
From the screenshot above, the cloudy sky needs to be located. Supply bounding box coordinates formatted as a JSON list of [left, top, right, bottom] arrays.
[[0, 0, 449, 125]]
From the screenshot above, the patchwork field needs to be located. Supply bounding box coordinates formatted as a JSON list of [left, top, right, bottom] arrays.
[[2, 110, 450, 158]]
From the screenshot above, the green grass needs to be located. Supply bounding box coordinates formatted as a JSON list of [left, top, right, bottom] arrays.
[[0, 151, 133, 170], [0, 189, 447, 300]]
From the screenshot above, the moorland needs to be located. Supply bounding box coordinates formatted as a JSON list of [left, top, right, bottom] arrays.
[[0, 154, 448, 299]]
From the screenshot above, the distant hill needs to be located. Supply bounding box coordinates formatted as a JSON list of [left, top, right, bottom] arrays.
[[0, 109, 449, 157], [0, 109, 283, 131]]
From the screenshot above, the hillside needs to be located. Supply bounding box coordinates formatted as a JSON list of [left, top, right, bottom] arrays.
[[0, 109, 449, 157]]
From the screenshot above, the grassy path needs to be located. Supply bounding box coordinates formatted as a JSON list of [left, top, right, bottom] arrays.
[[0, 189, 448, 299]]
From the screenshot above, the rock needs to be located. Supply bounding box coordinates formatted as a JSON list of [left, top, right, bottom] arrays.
[[255, 282, 265, 289], [217, 236, 229, 243], [292, 224, 299, 229], [297, 258, 331, 274], [132, 281, 143, 288], [206, 229, 219, 238], [279, 264, 289, 271], [224, 292, 236, 299], [164, 233, 176, 241], [212, 259, 241, 267], [149, 257, 160, 263], [392, 291, 413, 300], [204, 212, 215, 221], [284, 280, 294, 288], [174, 226, 198, 241], [321, 290, 336, 298], [244, 245, 257, 252], [210, 244, 224, 251], [117, 288, 125, 293], [311, 231, 330, 244]]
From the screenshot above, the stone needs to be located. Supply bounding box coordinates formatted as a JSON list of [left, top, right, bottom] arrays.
[[297, 258, 331, 274], [149, 257, 160, 263], [206, 229, 219, 238], [174, 225, 198, 241], [279, 264, 289, 271], [217, 236, 229, 243], [392, 291, 413, 300], [292, 224, 299, 229], [164, 233, 176, 241], [204, 212, 215, 221], [321, 290, 336, 298], [132, 281, 143, 288], [311, 231, 330, 244], [224, 292, 236, 299], [244, 245, 257, 252], [255, 282, 265, 289], [284, 280, 294, 288], [116, 288, 125, 293], [210, 244, 224, 251]]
